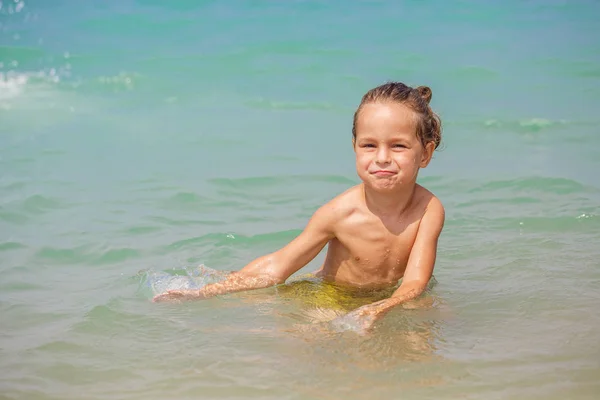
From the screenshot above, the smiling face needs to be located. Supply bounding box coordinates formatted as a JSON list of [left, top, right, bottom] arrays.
[[353, 102, 435, 193]]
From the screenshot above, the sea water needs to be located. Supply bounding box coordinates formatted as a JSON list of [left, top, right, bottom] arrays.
[[1, 1, 600, 399]]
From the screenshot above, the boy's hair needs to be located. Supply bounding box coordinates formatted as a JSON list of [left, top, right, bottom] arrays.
[[352, 82, 442, 149]]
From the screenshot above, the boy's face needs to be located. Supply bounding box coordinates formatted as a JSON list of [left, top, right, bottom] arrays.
[[353, 102, 434, 193]]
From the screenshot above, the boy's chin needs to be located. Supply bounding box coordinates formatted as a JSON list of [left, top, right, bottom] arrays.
[[364, 179, 404, 193]]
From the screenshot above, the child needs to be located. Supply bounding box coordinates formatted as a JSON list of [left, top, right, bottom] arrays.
[[154, 82, 445, 332]]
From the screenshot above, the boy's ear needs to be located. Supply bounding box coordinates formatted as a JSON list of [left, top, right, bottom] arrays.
[[420, 141, 435, 168], [352, 137, 356, 150]]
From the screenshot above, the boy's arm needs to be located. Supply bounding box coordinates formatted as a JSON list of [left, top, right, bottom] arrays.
[[153, 202, 338, 302], [349, 198, 445, 318]]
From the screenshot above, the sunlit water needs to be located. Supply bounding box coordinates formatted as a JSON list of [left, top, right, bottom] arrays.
[[1, 1, 600, 399]]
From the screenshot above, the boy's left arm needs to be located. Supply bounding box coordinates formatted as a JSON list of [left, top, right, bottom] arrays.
[[348, 198, 445, 327]]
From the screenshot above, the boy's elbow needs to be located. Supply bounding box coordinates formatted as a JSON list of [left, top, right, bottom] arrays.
[[265, 261, 291, 285], [261, 253, 291, 285], [242, 250, 297, 286], [269, 274, 287, 285]]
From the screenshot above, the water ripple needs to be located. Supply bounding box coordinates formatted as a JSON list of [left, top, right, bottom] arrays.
[[34, 246, 141, 265]]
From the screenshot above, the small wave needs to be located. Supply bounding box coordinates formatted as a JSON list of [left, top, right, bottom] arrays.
[[0, 195, 67, 220], [93, 248, 140, 265], [518, 118, 557, 130], [576, 68, 600, 78], [448, 65, 499, 80], [209, 174, 356, 190], [507, 214, 600, 232], [35, 246, 95, 264], [165, 229, 301, 252], [161, 192, 245, 212], [244, 97, 342, 112], [0, 208, 29, 224], [447, 213, 600, 233], [72, 298, 152, 335], [121, 225, 163, 235], [455, 196, 542, 209], [1, 181, 27, 192], [0, 45, 46, 63], [537, 58, 600, 79], [209, 176, 282, 189], [164, 233, 228, 251], [20, 194, 64, 214], [0, 281, 43, 292], [35, 246, 141, 265], [149, 215, 223, 227], [0, 241, 26, 252], [239, 229, 302, 245], [34, 340, 100, 357], [469, 176, 590, 195], [167, 191, 206, 204], [84, 71, 139, 93], [41, 148, 67, 156], [482, 118, 568, 133], [417, 176, 445, 185]]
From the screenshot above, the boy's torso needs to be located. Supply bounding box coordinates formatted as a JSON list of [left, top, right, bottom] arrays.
[[315, 184, 433, 288]]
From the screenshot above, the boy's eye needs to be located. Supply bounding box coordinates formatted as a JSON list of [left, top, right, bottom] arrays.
[[362, 143, 376, 148], [393, 144, 407, 148]]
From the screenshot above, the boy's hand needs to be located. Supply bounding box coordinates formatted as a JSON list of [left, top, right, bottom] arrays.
[[152, 289, 204, 303], [349, 303, 381, 332], [331, 300, 388, 335]]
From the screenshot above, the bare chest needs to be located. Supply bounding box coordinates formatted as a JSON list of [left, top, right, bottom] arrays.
[[322, 216, 421, 286]]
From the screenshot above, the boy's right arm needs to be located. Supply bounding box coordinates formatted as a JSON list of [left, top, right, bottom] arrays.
[[152, 201, 339, 302]]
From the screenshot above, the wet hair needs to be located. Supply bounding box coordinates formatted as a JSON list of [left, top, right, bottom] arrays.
[[352, 82, 442, 149]]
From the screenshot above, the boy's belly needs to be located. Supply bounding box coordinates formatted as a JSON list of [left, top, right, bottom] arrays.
[[315, 258, 408, 289], [317, 239, 411, 288]]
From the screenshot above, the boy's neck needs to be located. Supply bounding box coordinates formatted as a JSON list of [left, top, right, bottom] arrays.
[[362, 183, 416, 220]]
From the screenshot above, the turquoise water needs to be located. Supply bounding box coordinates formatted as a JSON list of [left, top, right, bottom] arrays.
[[2, 1, 600, 399]]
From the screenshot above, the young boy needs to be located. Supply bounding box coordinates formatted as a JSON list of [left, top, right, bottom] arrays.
[[154, 82, 445, 332]]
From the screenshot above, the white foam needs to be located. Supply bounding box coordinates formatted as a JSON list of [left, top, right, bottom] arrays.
[[0, 71, 28, 101], [144, 264, 229, 296], [0, 69, 61, 102], [1, 0, 26, 14], [148, 272, 199, 295]]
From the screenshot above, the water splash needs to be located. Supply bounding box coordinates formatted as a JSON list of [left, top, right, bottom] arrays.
[[329, 310, 372, 336], [138, 264, 229, 297], [0, 69, 62, 105]]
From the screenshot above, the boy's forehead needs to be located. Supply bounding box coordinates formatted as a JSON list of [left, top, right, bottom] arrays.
[[356, 102, 417, 133]]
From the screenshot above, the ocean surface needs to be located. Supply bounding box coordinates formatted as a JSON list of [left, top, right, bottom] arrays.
[[2, 1, 600, 399]]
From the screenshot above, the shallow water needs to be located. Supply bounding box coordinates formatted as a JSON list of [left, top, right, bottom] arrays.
[[2, 1, 600, 399]]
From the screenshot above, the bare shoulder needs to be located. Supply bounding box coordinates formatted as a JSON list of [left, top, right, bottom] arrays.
[[413, 185, 443, 211], [413, 184, 445, 230], [312, 185, 363, 226], [309, 185, 364, 237]]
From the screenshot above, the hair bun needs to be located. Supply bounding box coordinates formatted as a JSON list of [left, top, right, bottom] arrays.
[[415, 86, 432, 104]]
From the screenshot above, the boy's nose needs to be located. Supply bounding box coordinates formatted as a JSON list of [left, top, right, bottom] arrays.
[[376, 147, 391, 164]]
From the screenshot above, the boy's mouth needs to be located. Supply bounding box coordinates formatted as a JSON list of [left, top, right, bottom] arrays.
[[371, 170, 396, 177]]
